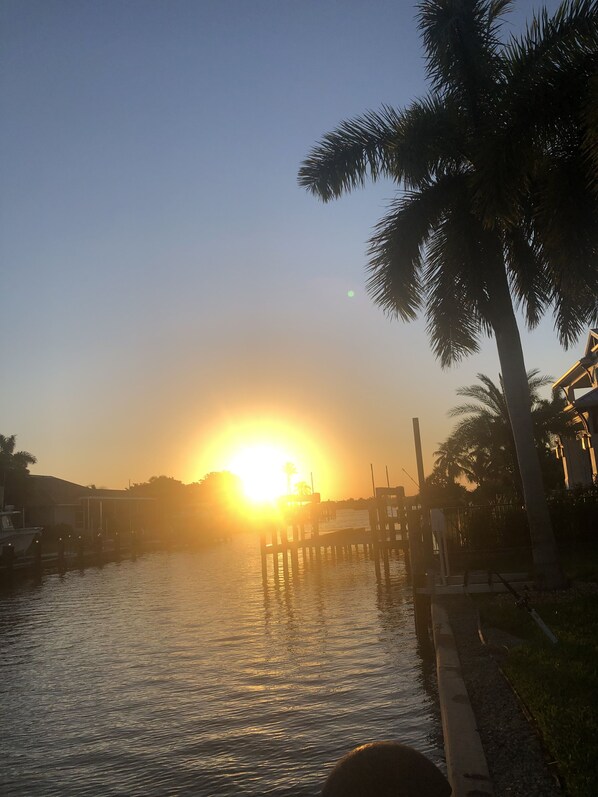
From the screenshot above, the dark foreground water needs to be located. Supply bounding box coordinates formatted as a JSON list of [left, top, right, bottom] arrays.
[[0, 510, 442, 796]]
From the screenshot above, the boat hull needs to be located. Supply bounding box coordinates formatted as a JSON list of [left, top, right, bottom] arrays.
[[1, 530, 41, 555]]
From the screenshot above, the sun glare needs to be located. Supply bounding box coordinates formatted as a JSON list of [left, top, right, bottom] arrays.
[[192, 415, 331, 505], [228, 444, 291, 503]]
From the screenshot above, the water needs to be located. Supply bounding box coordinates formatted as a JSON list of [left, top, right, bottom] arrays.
[[0, 510, 443, 796]]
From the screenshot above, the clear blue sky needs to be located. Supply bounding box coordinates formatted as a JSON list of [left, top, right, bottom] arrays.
[[1, 0, 574, 499]]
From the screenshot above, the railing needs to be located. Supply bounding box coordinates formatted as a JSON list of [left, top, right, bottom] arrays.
[[438, 503, 530, 571], [441, 504, 528, 551]]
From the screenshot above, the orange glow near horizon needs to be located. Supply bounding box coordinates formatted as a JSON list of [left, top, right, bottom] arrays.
[[192, 415, 331, 502]]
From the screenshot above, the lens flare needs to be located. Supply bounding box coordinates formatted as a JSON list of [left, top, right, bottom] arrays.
[[228, 444, 290, 503]]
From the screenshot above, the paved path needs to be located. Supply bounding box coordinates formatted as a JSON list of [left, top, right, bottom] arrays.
[[440, 595, 562, 796]]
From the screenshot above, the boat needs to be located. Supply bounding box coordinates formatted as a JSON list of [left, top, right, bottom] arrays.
[[1, 510, 42, 555]]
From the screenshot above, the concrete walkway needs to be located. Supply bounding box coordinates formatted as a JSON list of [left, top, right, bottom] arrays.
[[432, 599, 493, 797]]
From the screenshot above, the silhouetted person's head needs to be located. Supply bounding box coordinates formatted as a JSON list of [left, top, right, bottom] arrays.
[[321, 741, 451, 797]]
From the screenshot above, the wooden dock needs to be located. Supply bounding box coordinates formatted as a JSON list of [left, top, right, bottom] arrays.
[[0, 531, 154, 581], [259, 487, 432, 584], [259, 487, 437, 651]]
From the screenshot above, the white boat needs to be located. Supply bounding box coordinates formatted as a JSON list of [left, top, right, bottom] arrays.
[[1, 510, 42, 555]]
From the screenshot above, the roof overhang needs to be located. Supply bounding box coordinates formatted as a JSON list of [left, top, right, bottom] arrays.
[[573, 386, 598, 409], [553, 329, 598, 391]]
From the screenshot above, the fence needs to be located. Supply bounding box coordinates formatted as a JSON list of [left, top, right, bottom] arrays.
[[438, 488, 598, 572]]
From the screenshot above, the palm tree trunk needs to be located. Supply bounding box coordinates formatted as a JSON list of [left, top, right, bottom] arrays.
[[487, 263, 566, 589]]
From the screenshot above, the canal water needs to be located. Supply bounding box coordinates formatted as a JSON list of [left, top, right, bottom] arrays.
[[0, 509, 443, 796]]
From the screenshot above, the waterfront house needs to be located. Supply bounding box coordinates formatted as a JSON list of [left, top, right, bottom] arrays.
[[25, 475, 155, 536], [553, 329, 598, 488]]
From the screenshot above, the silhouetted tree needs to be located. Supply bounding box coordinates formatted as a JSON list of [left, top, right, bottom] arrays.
[[0, 434, 36, 509], [295, 481, 312, 497], [424, 470, 469, 508], [299, 0, 598, 587], [193, 471, 244, 507], [283, 462, 297, 495], [128, 475, 185, 502], [433, 371, 573, 499]]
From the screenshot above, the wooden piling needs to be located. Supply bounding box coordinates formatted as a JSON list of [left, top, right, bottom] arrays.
[[94, 532, 103, 565], [260, 534, 268, 582], [407, 508, 431, 648], [280, 527, 289, 580], [3, 543, 15, 574], [33, 538, 42, 574], [290, 525, 299, 571], [367, 506, 381, 581], [57, 537, 66, 570]]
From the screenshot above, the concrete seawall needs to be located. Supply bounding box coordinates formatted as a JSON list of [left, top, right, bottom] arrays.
[[432, 599, 493, 797]]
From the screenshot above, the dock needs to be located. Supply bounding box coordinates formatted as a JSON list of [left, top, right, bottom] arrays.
[[259, 486, 428, 585], [0, 531, 157, 581]]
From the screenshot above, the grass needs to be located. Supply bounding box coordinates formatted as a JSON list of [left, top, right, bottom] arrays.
[[558, 542, 598, 584], [476, 544, 598, 797]]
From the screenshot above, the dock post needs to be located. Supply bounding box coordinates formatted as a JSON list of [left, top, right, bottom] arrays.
[[281, 527, 289, 581], [3, 543, 15, 575], [382, 538, 391, 581], [377, 498, 391, 580], [260, 533, 268, 583], [299, 523, 306, 565], [33, 538, 42, 575], [313, 523, 321, 565], [407, 508, 432, 650], [95, 531, 103, 565], [271, 525, 279, 583], [57, 537, 66, 570], [291, 525, 299, 572], [369, 506, 382, 581]]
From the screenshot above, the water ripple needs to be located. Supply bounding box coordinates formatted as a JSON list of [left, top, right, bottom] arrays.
[[0, 512, 442, 796]]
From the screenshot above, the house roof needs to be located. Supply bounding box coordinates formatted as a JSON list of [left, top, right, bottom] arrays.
[[28, 476, 153, 507], [28, 475, 93, 507], [553, 329, 598, 391], [573, 386, 598, 409]]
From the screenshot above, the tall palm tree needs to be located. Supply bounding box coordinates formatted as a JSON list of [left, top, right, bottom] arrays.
[[299, 0, 598, 588]]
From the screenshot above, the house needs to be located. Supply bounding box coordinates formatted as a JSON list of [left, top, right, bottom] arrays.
[[25, 475, 155, 536], [553, 329, 598, 488]]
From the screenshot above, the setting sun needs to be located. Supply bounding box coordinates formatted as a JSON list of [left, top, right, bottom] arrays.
[[228, 444, 292, 503], [191, 414, 334, 501]]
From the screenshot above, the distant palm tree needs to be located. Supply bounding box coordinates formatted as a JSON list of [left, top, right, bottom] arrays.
[[283, 462, 297, 495], [0, 434, 36, 473], [295, 480, 312, 497], [434, 371, 573, 496], [299, 1, 598, 587], [0, 434, 37, 509]]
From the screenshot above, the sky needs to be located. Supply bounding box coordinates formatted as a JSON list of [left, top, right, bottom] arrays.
[[1, 0, 577, 500]]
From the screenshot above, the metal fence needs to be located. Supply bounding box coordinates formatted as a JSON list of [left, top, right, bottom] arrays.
[[441, 503, 529, 552]]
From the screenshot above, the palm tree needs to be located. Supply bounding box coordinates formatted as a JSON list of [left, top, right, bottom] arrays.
[[433, 437, 469, 484], [283, 462, 297, 495], [295, 480, 312, 498], [299, 0, 598, 588], [0, 434, 37, 509], [436, 371, 573, 497]]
